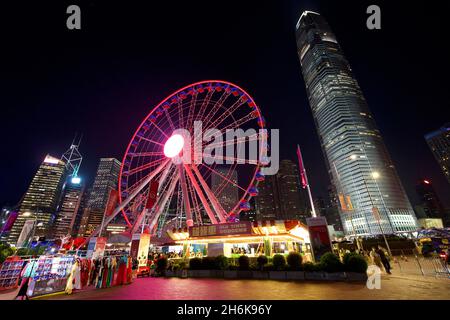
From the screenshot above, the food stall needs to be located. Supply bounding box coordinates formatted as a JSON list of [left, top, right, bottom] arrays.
[[167, 220, 312, 261]]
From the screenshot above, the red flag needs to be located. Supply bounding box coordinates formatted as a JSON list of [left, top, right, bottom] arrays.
[[145, 180, 159, 209], [105, 189, 119, 216], [296, 145, 308, 189]]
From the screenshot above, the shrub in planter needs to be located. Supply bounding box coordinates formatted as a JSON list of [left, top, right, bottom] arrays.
[[189, 257, 203, 270], [272, 254, 286, 271], [343, 252, 358, 265], [256, 255, 268, 270], [262, 263, 274, 271], [302, 262, 322, 272], [345, 254, 368, 273], [320, 252, 344, 273], [156, 256, 168, 275], [286, 252, 302, 270], [238, 255, 250, 270], [202, 256, 217, 270], [215, 255, 229, 270]]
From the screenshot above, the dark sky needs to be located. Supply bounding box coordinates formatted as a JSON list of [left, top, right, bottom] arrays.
[[1, 0, 449, 209]]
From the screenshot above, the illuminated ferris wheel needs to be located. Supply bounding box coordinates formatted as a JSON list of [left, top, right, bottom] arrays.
[[102, 81, 267, 236]]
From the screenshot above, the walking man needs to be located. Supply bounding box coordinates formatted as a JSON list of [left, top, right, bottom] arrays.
[[376, 245, 391, 274]]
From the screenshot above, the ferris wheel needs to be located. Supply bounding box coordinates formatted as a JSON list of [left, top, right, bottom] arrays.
[[102, 81, 267, 236]]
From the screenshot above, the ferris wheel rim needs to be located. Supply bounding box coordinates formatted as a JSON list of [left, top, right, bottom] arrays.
[[118, 80, 265, 227]]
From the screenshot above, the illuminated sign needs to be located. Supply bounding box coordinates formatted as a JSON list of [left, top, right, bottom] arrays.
[[44, 155, 60, 164], [189, 222, 252, 238]]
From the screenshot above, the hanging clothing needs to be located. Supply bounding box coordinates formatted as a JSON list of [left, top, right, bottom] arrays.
[[65, 261, 78, 295]]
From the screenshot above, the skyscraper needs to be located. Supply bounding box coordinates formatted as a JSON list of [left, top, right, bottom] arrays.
[[78, 158, 121, 236], [415, 179, 446, 224], [255, 159, 309, 222], [88, 158, 121, 210], [277, 159, 310, 222], [425, 124, 450, 185], [8, 155, 67, 244], [51, 176, 85, 238], [295, 11, 417, 235], [211, 168, 239, 214]]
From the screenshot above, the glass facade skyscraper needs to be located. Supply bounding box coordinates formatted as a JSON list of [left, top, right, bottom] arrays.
[[8, 155, 67, 244], [425, 123, 450, 185], [295, 11, 417, 235]]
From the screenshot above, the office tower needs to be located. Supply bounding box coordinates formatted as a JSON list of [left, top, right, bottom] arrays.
[[72, 187, 90, 236], [8, 155, 67, 244], [255, 159, 309, 221], [315, 187, 343, 232], [295, 11, 417, 235], [51, 176, 85, 238], [211, 167, 239, 214], [255, 174, 280, 220], [425, 124, 450, 185], [88, 158, 121, 210], [415, 179, 447, 224], [78, 158, 121, 236], [277, 159, 310, 222]]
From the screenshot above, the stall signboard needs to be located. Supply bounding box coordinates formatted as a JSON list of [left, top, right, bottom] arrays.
[[306, 216, 332, 262], [137, 233, 151, 267], [93, 237, 107, 259], [189, 222, 252, 238], [0, 257, 25, 290], [130, 233, 141, 260]]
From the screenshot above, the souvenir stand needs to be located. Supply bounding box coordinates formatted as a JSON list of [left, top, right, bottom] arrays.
[[0, 256, 25, 290]]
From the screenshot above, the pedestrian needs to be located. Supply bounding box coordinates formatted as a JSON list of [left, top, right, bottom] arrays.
[[376, 246, 391, 274], [370, 247, 384, 272]]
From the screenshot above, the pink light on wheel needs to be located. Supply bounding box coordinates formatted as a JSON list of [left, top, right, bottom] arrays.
[[164, 134, 184, 158]]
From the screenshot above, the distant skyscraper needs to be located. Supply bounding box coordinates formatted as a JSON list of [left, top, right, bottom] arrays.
[[211, 168, 239, 214], [425, 124, 450, 185], [277, 160, 309, 222], [51, 176, 85, 238], [88, 158, 121, 210], [415, 179, 447, 225], [255, 159, 309, 222], [296, 11, 417, 235], [8, 155, 67, 244], [78, 158, 121, 236]]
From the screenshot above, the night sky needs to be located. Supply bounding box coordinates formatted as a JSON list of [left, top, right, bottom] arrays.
[[1, 0, 449, 209]]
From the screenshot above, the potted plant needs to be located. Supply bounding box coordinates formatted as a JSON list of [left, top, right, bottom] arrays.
[[285, 252, 305, 280], [156, 256, 168, 276], [269, 254, 287, 280], [236, 255, 252, 278], [320, 252, 346, 281], [303, 262, 326, 280], [344, 253, 368, 281], [214, 255, 228, 278], [253, 255, 269, 279]]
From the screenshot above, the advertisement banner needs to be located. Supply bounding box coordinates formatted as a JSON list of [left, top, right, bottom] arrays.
[[86, 237, 97, 259], [16, 219, 35, 247], [145, 180, 159, 209], [137, 233, 151, 267], [306, 217, 332, 262], [93, 237, 107, 259], [189, 221, 252, 238], [130, 233, 141, 260], [104, 189, 119, 216], [1, 211, 18, 233]]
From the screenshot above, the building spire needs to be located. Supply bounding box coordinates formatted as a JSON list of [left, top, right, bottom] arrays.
[[61, 133, 83, 177]]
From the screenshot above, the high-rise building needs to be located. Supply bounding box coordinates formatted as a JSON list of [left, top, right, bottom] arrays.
[[8, 155, 67, 244], [78, 158, 121, 236], [277, 160, 310, 222], [88, 158, 121, 210], [415, 179, 447, 225], [255, 159, 309, 222], [425, 124, 450, 185], [295, 11, 417, 235], [211, 168, 239, 214], [51, 176, 85, 238]]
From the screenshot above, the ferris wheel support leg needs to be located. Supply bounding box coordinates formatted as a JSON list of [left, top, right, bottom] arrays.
[[178, 164, 194, 227], [184, 164, 218, 224], [147, 172, 180, 231], [87, 158, 170, 241], [191, 165, 227, 223]]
